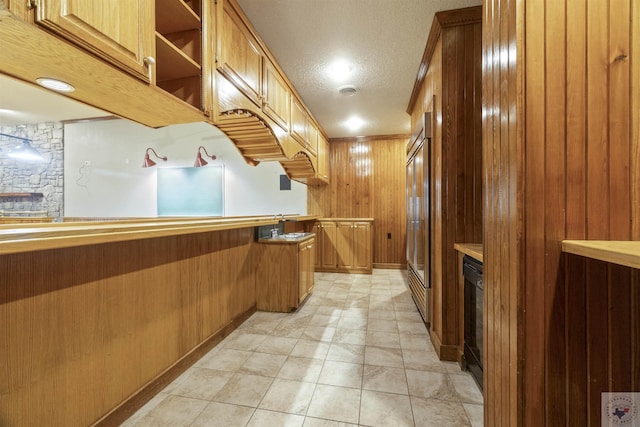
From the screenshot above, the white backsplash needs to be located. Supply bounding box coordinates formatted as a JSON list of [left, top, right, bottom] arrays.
[[63, 119, 307, 218]]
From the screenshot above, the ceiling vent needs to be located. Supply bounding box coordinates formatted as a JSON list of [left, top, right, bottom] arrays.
[[339, 86, 357, 97]]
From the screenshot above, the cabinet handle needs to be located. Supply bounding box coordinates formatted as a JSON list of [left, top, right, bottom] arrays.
[[143, 56, 156, 82]]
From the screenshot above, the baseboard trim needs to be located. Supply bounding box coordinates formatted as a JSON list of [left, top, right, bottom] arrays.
[[429, 329, 459, 362], [372, 263, 405, 269], [94, 305, 257, 427], [315, 267, 372, 274]]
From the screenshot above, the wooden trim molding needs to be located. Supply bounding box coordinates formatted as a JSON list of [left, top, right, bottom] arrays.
[[329, 133, 410, 144], [406, 6, 482, 114], [372, 263, 405, 269]]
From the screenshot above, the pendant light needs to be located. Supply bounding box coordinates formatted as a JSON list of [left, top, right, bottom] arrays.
[[142, 148, 167, 168], [194, 146, 216, 167]]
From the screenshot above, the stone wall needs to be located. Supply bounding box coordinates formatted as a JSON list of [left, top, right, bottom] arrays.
[[0, 123, 64, 218]]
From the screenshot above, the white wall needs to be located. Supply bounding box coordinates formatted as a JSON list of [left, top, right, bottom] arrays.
[[64, 119, 307, 217]]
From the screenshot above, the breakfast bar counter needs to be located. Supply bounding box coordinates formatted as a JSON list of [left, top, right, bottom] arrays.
[[0, 215, 316, 426]]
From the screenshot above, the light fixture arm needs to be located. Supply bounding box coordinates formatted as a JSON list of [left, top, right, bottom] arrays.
[[0, 132, 32, 143], [145, 147, 167, 161], [197, 146, 216, 160], [142, 147, 168, 168]]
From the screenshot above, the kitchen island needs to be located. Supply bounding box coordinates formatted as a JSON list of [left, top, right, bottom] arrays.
[[0, 215, 314, 427]]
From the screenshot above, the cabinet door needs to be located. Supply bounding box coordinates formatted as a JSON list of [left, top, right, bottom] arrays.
[[336, 222, 354, 269], [316, 134, 330, 182], [298, 238, 315, 304], [311, 222, 323, 267], [306, 239, 315, 295], [36, 0, 154, 81], [291, 97, 308, 146], [320, 221, 337, 269], [217, 0, 262, 106], [307, 123, 318, 156], [352, 222, 372, 271], [262, 60, 290, 131]]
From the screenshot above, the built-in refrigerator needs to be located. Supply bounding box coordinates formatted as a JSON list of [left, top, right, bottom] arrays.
[[406, 112, 431, 325]]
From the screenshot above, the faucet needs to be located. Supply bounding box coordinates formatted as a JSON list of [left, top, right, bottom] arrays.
[[271, 214, 280, 237], [270, 214, 285, 237]]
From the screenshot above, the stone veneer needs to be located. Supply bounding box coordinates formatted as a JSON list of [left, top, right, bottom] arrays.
[[0, 123, 64, 218]]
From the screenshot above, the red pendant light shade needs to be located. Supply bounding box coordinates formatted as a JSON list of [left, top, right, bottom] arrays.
[[194, 146, 216, 167]]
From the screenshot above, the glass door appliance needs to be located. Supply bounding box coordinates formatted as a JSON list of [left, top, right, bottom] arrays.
[[406, 112, 431, 324]]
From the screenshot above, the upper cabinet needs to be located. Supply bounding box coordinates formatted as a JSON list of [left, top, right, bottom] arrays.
[[212, 0, 328, 185], [35, 0, 154, 82], [290, 96, 317, 156], [2, 0, 329, 178], [154, 0, 204, 111], [307, 122, 318, 156], [316, 133, 329, 182], [290, 96, 308, 146], [216, 1, 262, 107], [262, 60, 290, 132]]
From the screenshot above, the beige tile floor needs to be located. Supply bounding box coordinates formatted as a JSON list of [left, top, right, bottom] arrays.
[[122, 269, 483, 427]]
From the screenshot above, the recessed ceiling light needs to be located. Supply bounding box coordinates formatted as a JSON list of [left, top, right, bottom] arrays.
[[345, 116, 365, 131], [329, 60, 353, 82], [339, 86, 357, 96], [36, 77, 75, 93]]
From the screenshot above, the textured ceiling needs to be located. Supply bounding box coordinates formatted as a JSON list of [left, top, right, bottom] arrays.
[[236, 0, 482, 139]]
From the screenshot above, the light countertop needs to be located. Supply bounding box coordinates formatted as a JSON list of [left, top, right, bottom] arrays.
[[562, 240, 640, 269], [0, 216, 286, 255], [453, 243, 483, 262]]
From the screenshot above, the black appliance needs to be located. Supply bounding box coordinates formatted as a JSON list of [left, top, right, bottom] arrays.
[[463, 255, 483, 391]]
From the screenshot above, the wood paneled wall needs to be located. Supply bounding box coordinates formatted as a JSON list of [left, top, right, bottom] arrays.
[[482, 0, 522, 424], [408, 7, 483, 360], [0, 229, 256, 427], [483, 0, 640, 425], [307, 135, 407, 268]]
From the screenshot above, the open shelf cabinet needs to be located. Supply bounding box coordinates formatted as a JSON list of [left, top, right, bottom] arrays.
[[155, 0, 203, 109]]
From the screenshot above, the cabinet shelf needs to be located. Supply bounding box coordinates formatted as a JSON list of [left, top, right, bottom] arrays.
[[154, 0, 202, 110], [156, 0, 201, 34], [155, 32, 201, 81]]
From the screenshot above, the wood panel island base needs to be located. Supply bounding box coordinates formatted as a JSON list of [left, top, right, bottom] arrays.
[[0, 217, 286, 427]]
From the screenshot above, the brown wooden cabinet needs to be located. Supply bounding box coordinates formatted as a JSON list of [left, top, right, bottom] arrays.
[[316, 133, 329, 182], [311, 220, 337, 270], [291, 97, 318, 155], [255, 236, 315, 312], [290, 96, 308, 147], [35, 0, 154, 81], [155, 0, 204, 109], [210, 0, 329, 184], [262, 59, 291, 132], [307, 122, 318, 156], [216, 0, 262, 107], [298, 239, 314, 304], [336, 221, 372, 273], [309, 219, 372, 274]]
